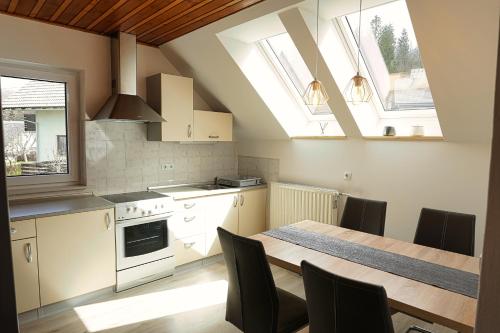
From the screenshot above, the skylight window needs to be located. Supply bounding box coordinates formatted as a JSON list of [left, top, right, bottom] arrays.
[[262, 33, 332, 116], [342, 0, 434, 112]]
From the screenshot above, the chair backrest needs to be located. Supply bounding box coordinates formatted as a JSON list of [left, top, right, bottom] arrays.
[[217, 227, 279, 333], [217, 227, 243, 330], [414, 208, 476, 256], [301, 260, 395, 333], [340, 196, 387, 236]]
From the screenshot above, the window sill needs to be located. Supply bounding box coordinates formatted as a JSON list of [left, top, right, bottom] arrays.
[[7, 183, 90, 201], [291, 136, 347, 140], [363, 136, 444, 142]]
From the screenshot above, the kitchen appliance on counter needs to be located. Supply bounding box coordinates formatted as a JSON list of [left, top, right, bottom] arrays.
[[100, 191, 175, 292], [216, 176, 263, 188]]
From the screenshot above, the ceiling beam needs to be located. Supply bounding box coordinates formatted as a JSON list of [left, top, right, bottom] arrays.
[[7, 0, 18, 13], [68, 0, 98, 26], [29, 0, 46, 17], [124, 0, 183, 34], [50, 0, 72, 22], [103, 0, 156, 34], [86, 0, 128, 30], [138, 0, 213, 39]]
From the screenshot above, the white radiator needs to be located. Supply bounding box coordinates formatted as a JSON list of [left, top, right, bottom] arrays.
[[269, 182, 340, 229]]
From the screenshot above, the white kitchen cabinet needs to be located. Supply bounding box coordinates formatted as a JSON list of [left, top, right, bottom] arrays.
[[193, 110, 233, 142], [36, 209, 116, 306], [147, 73, 194, 142], [205, 194, 239, 256], [11, 237, 40, 313], [174, 234, 206, 266], [238, 188, 267, 237]]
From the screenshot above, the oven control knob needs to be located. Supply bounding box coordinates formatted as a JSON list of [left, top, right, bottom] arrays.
[[141, 210, 145, 216], [126, 207, 131, 213], [148, 210, 152, 215]]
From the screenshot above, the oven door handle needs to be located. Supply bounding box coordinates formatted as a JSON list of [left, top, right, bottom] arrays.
[[116, 214, 174, 227]]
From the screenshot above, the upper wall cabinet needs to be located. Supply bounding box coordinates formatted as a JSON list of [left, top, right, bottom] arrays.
[[147, 73, 194, 142], [147, 73, 233, 142], [194, 110, 233, 142]]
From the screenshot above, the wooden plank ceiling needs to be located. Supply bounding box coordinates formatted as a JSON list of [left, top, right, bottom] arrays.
[[0, 0, 264, 46]]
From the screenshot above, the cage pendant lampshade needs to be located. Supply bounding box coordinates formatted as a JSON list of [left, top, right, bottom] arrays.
[[304, 79, 329, 106], [344, 72, 373, 104]]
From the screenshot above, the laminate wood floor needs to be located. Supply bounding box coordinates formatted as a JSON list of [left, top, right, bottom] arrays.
[[20, 261, 456, 333]]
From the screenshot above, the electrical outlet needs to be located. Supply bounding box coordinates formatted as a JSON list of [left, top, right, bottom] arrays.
[[161, 163, 174, 171], [343, 171, 352, 181]]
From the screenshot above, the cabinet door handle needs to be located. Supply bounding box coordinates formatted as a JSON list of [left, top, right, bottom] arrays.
[[25, 243, 33, 263], [208, 135, 220, 139], [105, 212, 112, 230], [184, 203, 196, 209], [10, 227, 16, 235], [233, 196, 238, 208], [184, 216, 196, 223], [187, 124, 192, 138], [184, 242, 196, 249], [240, 194, 245, 207]]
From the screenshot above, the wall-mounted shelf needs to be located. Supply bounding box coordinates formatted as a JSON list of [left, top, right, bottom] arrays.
[[363, 136, 444, 141]]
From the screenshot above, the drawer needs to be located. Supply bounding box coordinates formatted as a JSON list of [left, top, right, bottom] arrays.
[[10, 219, 36, 241], [176, 198, 206, 213], [174, 235, 205, 266], [206, 232, 222, 257], [170, 213, 204, 239]]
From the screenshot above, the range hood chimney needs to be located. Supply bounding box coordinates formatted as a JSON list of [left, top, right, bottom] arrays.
[[92, 32, 165, 122]]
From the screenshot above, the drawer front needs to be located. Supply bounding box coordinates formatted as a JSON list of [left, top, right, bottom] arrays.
[[176, 198, 205, 213], [206, 232, 222, 257], [171, 212, 205, 239], [174, 235, 205, 266], [10, 219, 36, 241]]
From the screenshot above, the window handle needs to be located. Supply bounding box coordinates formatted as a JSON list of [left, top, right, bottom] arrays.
[[25, 243, 33, 263], [105, 212, 112, 230]]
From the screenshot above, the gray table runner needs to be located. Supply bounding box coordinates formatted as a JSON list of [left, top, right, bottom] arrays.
[[263, 225, 479, 298]]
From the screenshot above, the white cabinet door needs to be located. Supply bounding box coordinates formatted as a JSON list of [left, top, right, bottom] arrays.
[[193, 110, 233, 142], [147, 73, 194, 142], [37, 209, 116, 306], [11, 238, 40, 313], [205, 194, 239, 256], [238, 189, 267, 237]]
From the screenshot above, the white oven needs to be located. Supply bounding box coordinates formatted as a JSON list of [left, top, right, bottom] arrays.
[[116, 213, 174, 271]]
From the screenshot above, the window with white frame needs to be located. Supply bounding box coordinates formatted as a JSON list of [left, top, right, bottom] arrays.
[[340, 0, 434, 112], [1, 65, 81, 188], [259, 33, 342, 136]]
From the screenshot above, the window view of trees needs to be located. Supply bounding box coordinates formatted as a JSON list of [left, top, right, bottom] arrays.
[[344, 0, 434, 111], [370, 15, 422, 74]]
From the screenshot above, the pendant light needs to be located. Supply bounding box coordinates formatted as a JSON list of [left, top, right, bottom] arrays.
[[303, 0, 329, 107], [344, 0, 373, 104]]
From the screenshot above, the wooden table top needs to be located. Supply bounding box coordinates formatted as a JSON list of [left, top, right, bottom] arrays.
[[252, 220, 480, 333]]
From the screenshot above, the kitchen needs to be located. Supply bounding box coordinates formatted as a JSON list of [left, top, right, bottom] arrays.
[[0, 0, 499, 333]]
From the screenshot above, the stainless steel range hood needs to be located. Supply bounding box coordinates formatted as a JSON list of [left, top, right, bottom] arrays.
[[92, 33, 165, 122]]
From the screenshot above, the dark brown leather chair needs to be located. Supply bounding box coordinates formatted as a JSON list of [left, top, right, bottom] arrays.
[[218, 227, 308, 333], [414, 208, 476, 256], [301, 260, 394, 333], [340, 196, 387, 236]]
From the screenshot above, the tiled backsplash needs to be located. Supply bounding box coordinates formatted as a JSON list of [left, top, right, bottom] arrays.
[[238, 155, 279, 183], [86, 121, 237, 195]]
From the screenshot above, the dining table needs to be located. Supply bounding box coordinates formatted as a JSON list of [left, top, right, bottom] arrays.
[[251, 220, 480, 333]]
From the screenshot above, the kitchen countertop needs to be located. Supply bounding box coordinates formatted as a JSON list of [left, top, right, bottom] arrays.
[[153, 184, 268, 200], [9, 195, 115, 222]]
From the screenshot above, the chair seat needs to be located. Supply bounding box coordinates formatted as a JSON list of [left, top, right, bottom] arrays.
[[277, 288, 309, 333]]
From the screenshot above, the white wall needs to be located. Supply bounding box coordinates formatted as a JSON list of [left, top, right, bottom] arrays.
[[0, 13, 210, 119], [238, 139, 491, 255]]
